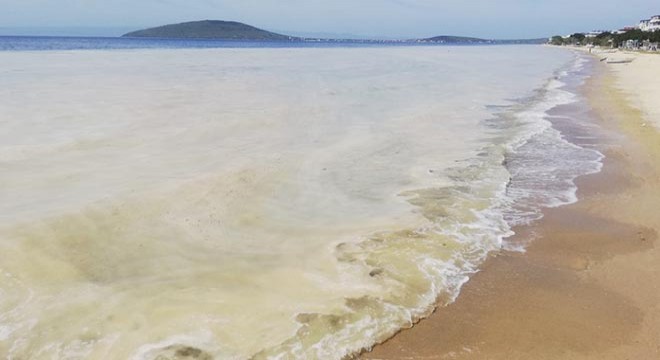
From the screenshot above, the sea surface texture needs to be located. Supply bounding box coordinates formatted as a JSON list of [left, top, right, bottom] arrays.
[[0, 45, 601, 359]]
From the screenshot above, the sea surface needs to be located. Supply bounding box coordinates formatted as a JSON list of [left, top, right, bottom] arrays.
[[0, 40, 602, 359], [0, 36, 415, 51]]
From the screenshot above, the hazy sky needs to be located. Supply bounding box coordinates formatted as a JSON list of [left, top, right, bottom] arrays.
[[0, 0, 658, 38]]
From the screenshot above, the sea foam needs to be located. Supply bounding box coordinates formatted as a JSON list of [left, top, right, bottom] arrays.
[[0, 46, 600, 359]]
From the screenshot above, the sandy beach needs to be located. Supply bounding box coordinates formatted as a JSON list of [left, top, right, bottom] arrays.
[[361, 52, 660, 359], [598, 50, 660, 130], [2, 44, 657, 359]]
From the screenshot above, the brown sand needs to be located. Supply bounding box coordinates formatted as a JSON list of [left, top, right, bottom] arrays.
[[360, 60, 660, 359]]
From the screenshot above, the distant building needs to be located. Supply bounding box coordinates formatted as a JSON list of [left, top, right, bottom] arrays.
[[622, 39, 640, 49], [642, 40, 659, 51], [616, 26, 637, 34], [639, 15, 660, 32], [585, 31, 605, 38]]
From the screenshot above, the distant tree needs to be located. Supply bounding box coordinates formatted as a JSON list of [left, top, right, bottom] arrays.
[[570, 33, 586, 43], [550, 35, 565, 45], [612, 29, 660, 47], [587, 31, 614, 47], [550, 29, 659, 49], [553, 33, 586, 45]]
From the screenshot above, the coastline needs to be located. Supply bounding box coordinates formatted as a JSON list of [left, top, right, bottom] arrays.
[[2, 45, 657, 358], [1, 46, 579, 359], [360, 54, 660, 358]]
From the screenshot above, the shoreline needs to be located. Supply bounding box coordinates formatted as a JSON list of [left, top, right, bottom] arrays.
[[360, 55, 660, 358], [1, 46, 577, 359]]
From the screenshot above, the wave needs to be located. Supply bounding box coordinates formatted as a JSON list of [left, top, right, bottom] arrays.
[[242, 52, 604, 360], [0, 47, 602, 360]]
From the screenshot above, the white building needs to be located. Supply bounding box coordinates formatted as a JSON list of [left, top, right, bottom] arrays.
[[639, 15, 660, 32], [585, 30, 605, 38], [616, 27, 637, 34]]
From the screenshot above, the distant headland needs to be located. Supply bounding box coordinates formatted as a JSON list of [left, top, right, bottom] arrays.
[[420, 36, 547, 45], [122, 20, 547, 44]]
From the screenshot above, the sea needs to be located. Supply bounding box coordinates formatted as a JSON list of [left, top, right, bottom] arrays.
[[0, 37, 603, 359]]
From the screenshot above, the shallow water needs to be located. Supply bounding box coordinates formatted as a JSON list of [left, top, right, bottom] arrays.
[[0, 46, 599, 359]]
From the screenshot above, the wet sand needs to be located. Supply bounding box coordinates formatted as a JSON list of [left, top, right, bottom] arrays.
[[360, 60, 660, 359]]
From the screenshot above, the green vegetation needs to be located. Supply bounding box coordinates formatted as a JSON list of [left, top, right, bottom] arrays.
[[614, 29, 660, 44], [550, 30, 660, 48], [550, 36, 565, 45], [122, 20, 295, 40], [551, 33, 586, 45]]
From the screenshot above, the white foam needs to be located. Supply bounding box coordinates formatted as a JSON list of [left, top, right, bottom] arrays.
[[501, 52, 604, 245], [0, 46, 585, 359], [256, 51, 604, 359]]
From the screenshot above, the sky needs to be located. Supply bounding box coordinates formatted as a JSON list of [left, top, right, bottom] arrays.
[[0, 0, 658, 39]]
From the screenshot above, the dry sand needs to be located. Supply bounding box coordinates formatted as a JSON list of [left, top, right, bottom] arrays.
[[360, 54, 660, 359], [595, 50, 660, 131]]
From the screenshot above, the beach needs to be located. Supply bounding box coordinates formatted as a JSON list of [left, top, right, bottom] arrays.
[[2, 43, 657, 359], [361, 52, 660, 359]]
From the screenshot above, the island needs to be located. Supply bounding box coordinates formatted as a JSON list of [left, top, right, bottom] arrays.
[[122, 20, 548, 44], [122, 20, 296, 40]]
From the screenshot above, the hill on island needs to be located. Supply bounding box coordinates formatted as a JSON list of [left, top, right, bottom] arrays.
[[122, 20, 295, 40], [122, 21, 548, 44]]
